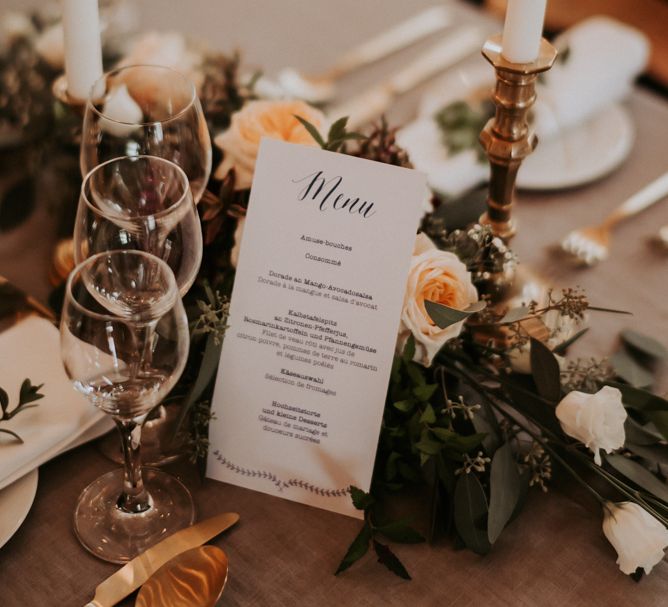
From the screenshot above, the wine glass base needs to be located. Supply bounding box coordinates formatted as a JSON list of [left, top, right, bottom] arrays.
[[98, 403, 187, 466], [74, 467, 195, 564]]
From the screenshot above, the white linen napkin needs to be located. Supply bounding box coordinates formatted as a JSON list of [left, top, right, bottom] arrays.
[[0, 316, 112, 490], [398, 16, 650, 198]]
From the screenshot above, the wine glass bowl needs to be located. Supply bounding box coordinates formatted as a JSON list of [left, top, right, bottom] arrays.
[[61, 250, 194, 562], [81, 64, 212, 203], [75, 155, 203, 296]]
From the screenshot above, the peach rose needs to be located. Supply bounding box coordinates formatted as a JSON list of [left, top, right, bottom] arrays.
[[213, 100, 327, 189], [397, 233, 478, 367]]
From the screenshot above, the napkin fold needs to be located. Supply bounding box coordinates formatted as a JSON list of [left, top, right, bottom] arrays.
[[398, 16, 650, 198], [0, 316, 112, 491]]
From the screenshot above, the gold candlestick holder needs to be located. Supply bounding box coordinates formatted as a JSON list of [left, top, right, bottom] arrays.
[[477, 34, 557, 304]]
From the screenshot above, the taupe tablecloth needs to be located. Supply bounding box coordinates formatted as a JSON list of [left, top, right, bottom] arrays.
[[0, 1, 667, 605]]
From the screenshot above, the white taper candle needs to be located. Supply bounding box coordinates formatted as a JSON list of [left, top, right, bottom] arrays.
[[501, 0, 547, 64], [62, 0, 103, 100]]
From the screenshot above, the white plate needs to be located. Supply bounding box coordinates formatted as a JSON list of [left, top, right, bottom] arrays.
[[0, 468, 38, 549], [518, 103, 634, 190], [414, 63, 635, 193]]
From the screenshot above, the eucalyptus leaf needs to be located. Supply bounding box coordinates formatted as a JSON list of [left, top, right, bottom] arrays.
[[373, 540, 411, 580], [499, 306, 530, 324], [413, 384, 437, 402], [530, 338, 561, 402], [425, 300, 486, 330], [626, 443, 668, 470], [611, 349, 654, 389], [375, 521, 425, 544], [454, 473, 491, 555], [487, 443, 521, 543], [607, 382, 668, 442], [335, 523, 372, 575], [393, 400, 414, 413], [621, 329, 668, 361], [402, 334, 416, 363], [624, 416, 663, 446], [471, 406, 501, 454], [605, 453, 668, 502]]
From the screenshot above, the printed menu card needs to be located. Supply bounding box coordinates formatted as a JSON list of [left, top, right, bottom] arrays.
[[207, 138, 426, 517]]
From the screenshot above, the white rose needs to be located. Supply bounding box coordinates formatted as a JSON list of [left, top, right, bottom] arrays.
[[230, 216, 245, 268], [555, 386, 626, 465], [603, 502, 668, 575], [397, 233, 478, 367]]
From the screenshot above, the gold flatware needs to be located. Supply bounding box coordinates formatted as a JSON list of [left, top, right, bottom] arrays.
[[135, 545, 229, 607], [561, 171, 668, 265], [276, 6, 453, 102], [83, 512, 239, 607]]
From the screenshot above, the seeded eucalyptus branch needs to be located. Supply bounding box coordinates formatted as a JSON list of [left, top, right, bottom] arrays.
[[0, 379, 45, 443]]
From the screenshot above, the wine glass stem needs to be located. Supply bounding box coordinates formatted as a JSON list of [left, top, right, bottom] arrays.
[[115, 418, 151, 514]]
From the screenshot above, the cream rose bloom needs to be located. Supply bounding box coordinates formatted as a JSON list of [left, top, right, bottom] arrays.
[[555, 386, 626, 465], [213, 100, 327, 189], [603, 502, 668, 575], [397, 233, 478, 367]]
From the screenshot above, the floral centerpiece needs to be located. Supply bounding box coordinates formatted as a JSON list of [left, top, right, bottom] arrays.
[[1, 17, 667, 583]]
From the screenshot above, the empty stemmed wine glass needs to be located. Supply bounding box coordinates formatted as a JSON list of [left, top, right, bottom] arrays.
[[61, 250, 193, 563], [81, 64, 212, 203], [74, 155, 203, 296]]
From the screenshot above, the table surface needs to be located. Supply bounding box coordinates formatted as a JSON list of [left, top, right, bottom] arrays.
[[1, 1, 667, 606]]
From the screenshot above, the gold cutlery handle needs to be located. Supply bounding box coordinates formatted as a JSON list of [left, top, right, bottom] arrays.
[[606, 170, 668, 228]]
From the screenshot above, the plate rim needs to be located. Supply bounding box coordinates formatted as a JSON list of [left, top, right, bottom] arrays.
[[0, 467, 38, 549]]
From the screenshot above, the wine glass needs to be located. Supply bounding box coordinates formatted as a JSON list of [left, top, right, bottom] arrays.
[[81, 64, 212, 203], [61, 250, 193, 563], [74, 155, 203, 296]]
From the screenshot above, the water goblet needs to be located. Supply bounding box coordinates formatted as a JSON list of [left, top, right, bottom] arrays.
[[61, 250, 193, 563], [81, 64, 212, 203]]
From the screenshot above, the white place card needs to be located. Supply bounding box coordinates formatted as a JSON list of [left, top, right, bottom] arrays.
[[207, 138, 426, 517]]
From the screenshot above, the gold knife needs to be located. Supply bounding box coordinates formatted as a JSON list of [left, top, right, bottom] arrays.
[[83, 512, 240, 607]]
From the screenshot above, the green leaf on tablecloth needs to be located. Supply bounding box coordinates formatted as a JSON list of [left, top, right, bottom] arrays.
[[552, 328, 590, 356], [454, 473, 491, 555], [499, 306, 530, 324], [605, 453, 668, 502], [425, 300, 486, 329], [373, 540, 411, 580], [375, 521, 425, 544], [350, 486, 375, 511], [0, 387, 8, 414], [294, 114, 326, 148], [611, 349, 654, 389], [621, 329, 668, 361], [487, 443, 521, 544], [335, 522, 372, 575], [530, 338, 561, 402]]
